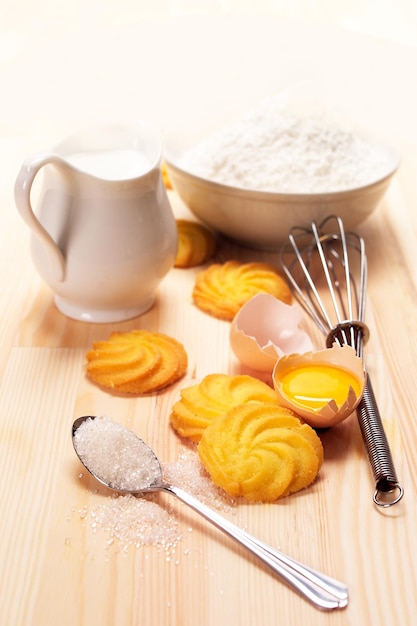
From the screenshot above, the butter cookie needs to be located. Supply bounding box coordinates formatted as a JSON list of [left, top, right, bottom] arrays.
[[86, 330, 187, 394], [170, 373, 281, 442], [175, 219, 216, 268], [197, 403, 323, 501], [192, 260, 292, 320]]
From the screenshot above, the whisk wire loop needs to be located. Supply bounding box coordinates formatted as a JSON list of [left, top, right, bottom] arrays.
[[312, 219, 348, 325], [284, 229, 333, 334], [285, 230, 333, 334], [281, 217, 366, 342]]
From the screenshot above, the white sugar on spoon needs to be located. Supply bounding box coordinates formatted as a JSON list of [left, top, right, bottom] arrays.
[[73, 415, 160, 492], [72, 415, 348, 611]]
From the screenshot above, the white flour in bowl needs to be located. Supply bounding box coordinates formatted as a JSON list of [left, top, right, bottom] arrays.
[[179, 97, 395, 193]]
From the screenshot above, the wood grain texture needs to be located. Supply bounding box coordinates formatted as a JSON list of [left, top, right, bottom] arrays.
[[1, 188, 416, 626], [1, 12, 417, 626]]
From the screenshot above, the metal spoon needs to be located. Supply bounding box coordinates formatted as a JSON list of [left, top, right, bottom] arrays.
[[72, 415, 348, 610]]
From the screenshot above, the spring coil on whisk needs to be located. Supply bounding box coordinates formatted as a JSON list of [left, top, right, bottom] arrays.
[[326, 320, 403, 507], [356, 377, 403, 506]]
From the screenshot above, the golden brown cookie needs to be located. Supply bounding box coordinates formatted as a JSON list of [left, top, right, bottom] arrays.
[[192, 260, 292, 320], [170, 373, 281, 442], [197, 403, 323, 501], [86, 330, 187, 394], [161, 162, 172, 189], [175, 220, 216, 268]]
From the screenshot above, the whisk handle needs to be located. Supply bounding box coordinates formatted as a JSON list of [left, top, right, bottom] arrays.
[[356, 375, 404, 507]]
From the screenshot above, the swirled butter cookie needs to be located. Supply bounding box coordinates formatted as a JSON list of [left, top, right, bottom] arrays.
[[170, 373, 282, 442], [192, 260, 292, 320], [86, 330, 187, 394], [197, 403, 323, 501], [175, 220, 216, 268]]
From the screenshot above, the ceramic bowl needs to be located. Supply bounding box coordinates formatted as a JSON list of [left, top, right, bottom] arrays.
[[164, 139, 399, 251]]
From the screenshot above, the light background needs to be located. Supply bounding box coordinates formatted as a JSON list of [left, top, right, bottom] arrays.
[[1, 0, 417, 47]]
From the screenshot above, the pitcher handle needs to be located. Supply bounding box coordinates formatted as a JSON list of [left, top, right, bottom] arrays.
[[14, 153, 67, 282]]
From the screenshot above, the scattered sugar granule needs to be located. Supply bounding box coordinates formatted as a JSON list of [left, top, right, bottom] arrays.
[[163, 446, 237, 514], [90, 494, 181, 551], [179, 96, 395, 193], [73, 416, 161, 491]]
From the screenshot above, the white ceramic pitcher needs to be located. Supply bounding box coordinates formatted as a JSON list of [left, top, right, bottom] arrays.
[[14, 123, 178, 322]]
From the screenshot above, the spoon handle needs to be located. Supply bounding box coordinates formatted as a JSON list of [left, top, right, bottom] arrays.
[[162, 484, 348, 610]]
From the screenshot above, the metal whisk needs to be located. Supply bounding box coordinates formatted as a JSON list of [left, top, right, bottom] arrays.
[[280, 215, 403, 507]]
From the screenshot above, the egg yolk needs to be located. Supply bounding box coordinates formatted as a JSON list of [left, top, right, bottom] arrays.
[[279, 364, 362, 411]]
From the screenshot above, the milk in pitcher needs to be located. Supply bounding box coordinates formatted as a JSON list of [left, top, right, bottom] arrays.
[[66, 149, 151, 180]]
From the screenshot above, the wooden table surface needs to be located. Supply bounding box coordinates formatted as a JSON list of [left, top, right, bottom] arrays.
[[1, 11, 417, 626]]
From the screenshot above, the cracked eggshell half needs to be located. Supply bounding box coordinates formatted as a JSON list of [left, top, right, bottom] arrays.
[[230, 294, 314, 372], [272, 344, 366, 428]]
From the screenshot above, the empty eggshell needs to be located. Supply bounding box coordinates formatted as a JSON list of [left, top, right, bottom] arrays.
[[230, 293, 314, 372], [272, 344, 366, 428]]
